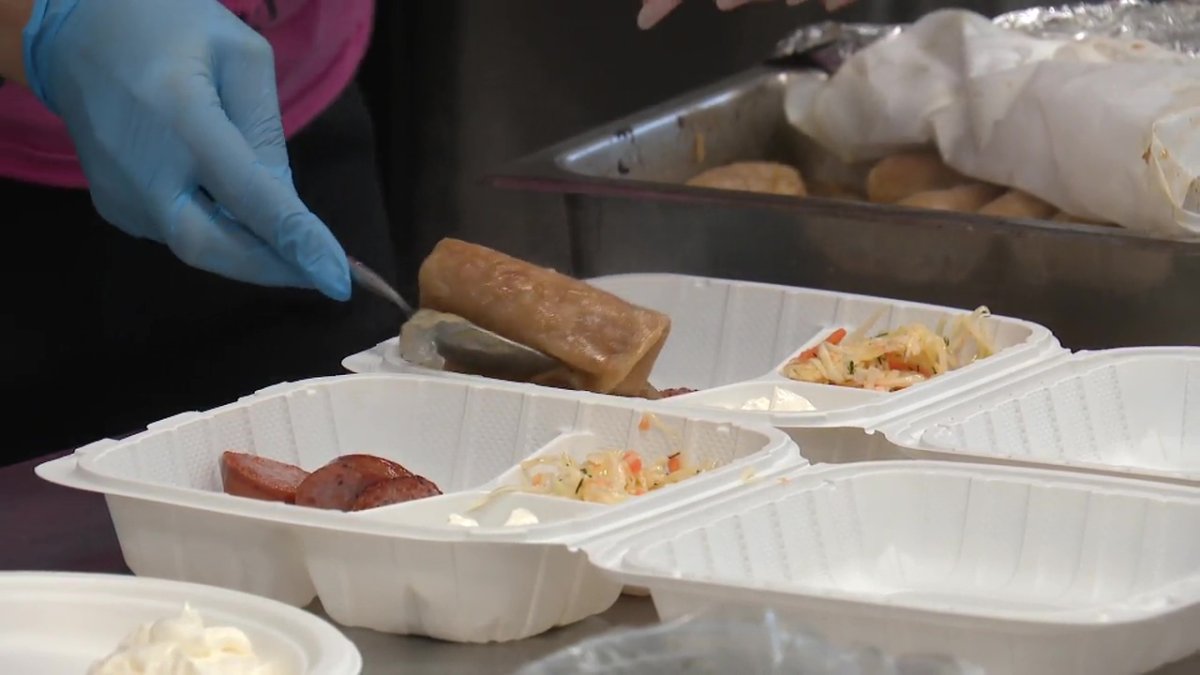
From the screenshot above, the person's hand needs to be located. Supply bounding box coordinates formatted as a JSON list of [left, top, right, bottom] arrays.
[[21, 0, 351, 300], [638, 0, 834, 30]]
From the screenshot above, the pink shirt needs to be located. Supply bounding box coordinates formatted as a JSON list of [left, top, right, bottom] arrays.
[[0, 0, 374, 188]]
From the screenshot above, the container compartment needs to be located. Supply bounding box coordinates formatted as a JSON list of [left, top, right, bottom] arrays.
[[592, 462, 1200, 675], [886, 348, 1200, 485], [35, 374, 798, 642], [347, 273, 1062, 435]]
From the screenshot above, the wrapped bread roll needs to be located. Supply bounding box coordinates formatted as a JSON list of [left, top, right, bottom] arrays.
[[978, 189, 1057, 219], [866, 151, 967, 204], [896, 183, 1003, 213], [686, 161, 807, 197], [807, 180, 863, 201], [1051, 211, 1115, 227], [418, 239, 671, 397]]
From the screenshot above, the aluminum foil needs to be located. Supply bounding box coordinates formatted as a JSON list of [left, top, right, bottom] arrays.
[[773, 20, 903, 70], [774, 0, 1200, 66]]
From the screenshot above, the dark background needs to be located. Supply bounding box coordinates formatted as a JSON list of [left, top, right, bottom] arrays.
[[6, 0, 1050, 464]]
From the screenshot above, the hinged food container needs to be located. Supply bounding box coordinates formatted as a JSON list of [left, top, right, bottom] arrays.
[[36, 373, 802, 643], [34, 366, 1200, 670], [882, 347, 1200, 487], [584, 461, 1200, 675], [346, 272, 1065, 463]]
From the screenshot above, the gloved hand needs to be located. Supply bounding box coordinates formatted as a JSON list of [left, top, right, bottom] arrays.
[[22, 0, 351, 300]]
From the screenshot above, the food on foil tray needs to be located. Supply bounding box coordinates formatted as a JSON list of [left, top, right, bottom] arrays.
[[896, 182, 1003, 213], [783, 307, 996, 391], [220, 452, 442, 511], [978, 189, 1058, 220], [865, 151, 967, 204], [89, 604, 283, 675], [414, 238, 674, 398], [520, 448, 710, 505], [685, 160, 808, 197], [1051, 210, 1114, 227], [786, 8, 1194, 236], [681, 149, 1112, 226]]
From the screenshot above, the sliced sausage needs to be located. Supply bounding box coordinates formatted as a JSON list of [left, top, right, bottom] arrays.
[[294, 455, 413, 511], [295, 463, 374, 511], [336, 454, 413, 481], [220, 451, 310, 504], [351, 475, 443, 511]]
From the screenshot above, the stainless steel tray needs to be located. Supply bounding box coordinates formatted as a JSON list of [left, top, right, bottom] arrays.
[[489, 66, 1200, 350]]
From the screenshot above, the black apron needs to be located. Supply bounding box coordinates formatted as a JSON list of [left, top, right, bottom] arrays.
[[2, 81, 399, 465]]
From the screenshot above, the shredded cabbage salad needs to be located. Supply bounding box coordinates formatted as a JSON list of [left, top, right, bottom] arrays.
[[783, 306, 996, 392], [520, 449, 708, 505]]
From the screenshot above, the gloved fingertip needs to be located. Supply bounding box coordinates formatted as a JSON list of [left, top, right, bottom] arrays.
[[329, 277, 352, 302], [309, 253, 352, 302]]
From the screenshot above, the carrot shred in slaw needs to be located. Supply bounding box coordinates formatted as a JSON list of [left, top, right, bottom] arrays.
[[782, 306, 996, 392], [520, 449, 710, 505]]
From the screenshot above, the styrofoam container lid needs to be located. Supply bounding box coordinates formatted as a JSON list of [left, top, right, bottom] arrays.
[[0, 571, 361, 675], [344, 273, 1064, 431], [583, 461, 1200, 675], [882, 347, 1200, 486]]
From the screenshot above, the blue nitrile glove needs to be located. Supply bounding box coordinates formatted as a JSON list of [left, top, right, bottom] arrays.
[[22, 0, 351, 300]]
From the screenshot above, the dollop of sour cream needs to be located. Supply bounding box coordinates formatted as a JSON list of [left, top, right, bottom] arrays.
[[447, 508, 539, 527], [447, 513, 480, 527], [721, 387, 816, 412], [503, 507, 539, 527], [89, 604, 279, 675]]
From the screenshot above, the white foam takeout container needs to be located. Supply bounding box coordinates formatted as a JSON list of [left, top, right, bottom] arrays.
[[0, 571, 361, 675], [31, 359, 1200, 664], [882, 347, 1200, 487], [35, 374, 802, 643], [343, 273, 1064, 435], [586, 461, 1200, 675]]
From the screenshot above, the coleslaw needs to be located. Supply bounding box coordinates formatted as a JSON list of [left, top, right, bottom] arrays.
[[520, 449, 709, 505], [783, 306, 996, 392]]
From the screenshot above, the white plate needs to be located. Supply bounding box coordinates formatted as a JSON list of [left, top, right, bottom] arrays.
[[0, 571, 361, 675]]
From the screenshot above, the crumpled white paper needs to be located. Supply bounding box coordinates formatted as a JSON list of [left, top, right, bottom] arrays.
[[786, 9, 1200, 238]]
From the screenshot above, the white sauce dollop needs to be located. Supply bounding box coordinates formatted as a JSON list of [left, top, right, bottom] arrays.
[[448, 509, 539, 527], [503, 508, 540, 527], [447, 513, 480, 527], [89, 604, 279, 675], [722, 387, 816, 412]]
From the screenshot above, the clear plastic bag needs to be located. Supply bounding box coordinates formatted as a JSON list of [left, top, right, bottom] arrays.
[[514, 607, 984, 675]]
